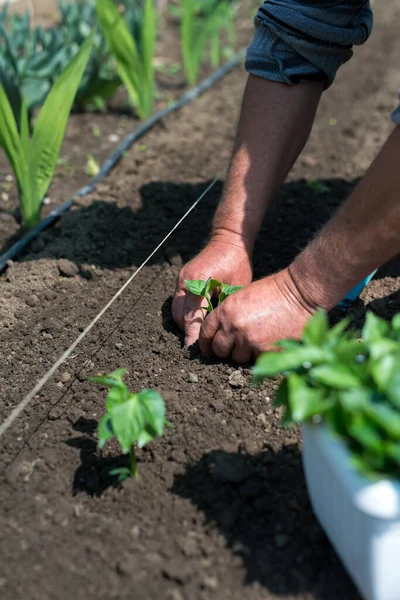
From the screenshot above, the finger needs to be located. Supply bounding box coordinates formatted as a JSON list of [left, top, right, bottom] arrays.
[[183, 294, 209, 347], [231, 340, 252, 364], [212, 329, 235, 359], [199, 310, 221, 356], [172, 290, 185, 331]]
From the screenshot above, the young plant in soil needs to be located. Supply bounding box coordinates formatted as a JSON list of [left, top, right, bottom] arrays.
[[92, 368, 170, 481], [185, 277, 243, 312], [96, 0, 156, 119], [0, 33, 94, 227], [253, 310, 400, 479]]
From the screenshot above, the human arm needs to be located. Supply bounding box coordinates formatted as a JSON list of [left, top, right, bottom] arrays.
[[173, 0, 373, 347], [199, 126, 400, 361], [172, 75, 323, 347]]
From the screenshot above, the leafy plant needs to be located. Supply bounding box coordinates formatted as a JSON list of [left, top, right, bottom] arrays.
[[0, 1, 150, 120], [92, 368, 170, 481], [0, 33, 94, 227], [254, 310, 400, 480], [180, 0, 236, 86], [96, 0, 156, 119], [185, 277, 242, 312]]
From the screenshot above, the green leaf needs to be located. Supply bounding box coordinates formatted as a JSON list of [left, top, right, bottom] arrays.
[[302, 310, 328, 346], [96, 0, 154, 119], [137, 428, 155, 448], [309, 364, 360, 389], [339, 387, 370, 412], [366, 402, 400, 439], [253, 346, 329, 380], [287, 373, 333, 422], [0, 82, 27, 193], [370, 354, 397, 390], [98, 414, 114, 448], [348, 414, 383, 455], [110, 394, 145, 454], [138, 389, 166, 436], [392, 313, 400, 331], [184, 279, 207, 297], [27, 32, 94, 226], [362, 312, 390, 343], [219, 284, 243, 304], [109, 467, 131, 482], [205, 277, 222, 295]]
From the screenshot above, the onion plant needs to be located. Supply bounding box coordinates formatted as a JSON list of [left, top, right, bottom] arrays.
[[180, 0, 236, 86], [0, 33, 94, 228], [96, 0, 156, 120]]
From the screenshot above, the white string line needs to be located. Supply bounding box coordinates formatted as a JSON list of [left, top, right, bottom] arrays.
[[0, 170, 226, 440]]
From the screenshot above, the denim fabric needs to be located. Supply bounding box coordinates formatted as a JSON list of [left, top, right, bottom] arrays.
[[245, 1, 373, 88]]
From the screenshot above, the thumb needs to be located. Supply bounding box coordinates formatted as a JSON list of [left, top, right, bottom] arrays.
[[183, 294, 209, 347]]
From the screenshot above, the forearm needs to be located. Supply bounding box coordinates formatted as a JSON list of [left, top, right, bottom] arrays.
[[291, 126, 400, 310], [212, 74, 323, 251]]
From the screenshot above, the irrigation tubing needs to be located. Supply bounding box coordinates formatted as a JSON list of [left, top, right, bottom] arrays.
[[0, 48, 246, 274], [0, 171, 226, 441]]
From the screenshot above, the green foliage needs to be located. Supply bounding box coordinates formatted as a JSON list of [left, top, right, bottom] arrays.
[[96, 0, 156, 119], [0, 33, 94, 227], [0, 0, 149, 120], [254, 310, 400, 480], [92, 368, 169, 480], [185, 277, 242, 313], [180, 0, 236, 86]]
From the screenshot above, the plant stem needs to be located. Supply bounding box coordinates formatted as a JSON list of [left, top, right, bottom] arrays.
[[130, 446, 138, 478], [206, 295, 214, 313]]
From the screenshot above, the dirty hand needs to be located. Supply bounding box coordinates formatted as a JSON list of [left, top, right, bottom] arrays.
[[199, 269, 314, 363], [172, 234, 253, 347]]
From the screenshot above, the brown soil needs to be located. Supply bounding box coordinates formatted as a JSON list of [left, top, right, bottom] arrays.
[[1, 2, 400, 600]]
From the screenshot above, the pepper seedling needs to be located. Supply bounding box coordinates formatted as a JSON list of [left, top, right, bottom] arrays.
[[92, 368, 170, 481], [184, 277, 243, 312]]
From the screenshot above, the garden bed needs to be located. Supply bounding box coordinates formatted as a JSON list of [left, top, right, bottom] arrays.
[[1, 2, 400, 599]]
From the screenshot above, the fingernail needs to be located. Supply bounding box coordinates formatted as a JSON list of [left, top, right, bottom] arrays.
[[183, 345, 188, 351]]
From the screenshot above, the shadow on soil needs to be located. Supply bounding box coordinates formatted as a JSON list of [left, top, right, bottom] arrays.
[[172, 447, 361, 599], [66, 416, 129, 497], [0, 177, 375, 275]]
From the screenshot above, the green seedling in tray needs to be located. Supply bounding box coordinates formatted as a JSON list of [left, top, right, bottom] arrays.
[[253, 310, 400, 480], [92, 368, 170, 481], [185, 277, 243, 313], [0, 32, 94, 227]]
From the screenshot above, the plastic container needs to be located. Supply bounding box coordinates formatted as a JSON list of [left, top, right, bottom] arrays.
[[302, 423, 400, 600]]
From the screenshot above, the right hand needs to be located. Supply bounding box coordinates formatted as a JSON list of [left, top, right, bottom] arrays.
[[172, 233, 253, 347]]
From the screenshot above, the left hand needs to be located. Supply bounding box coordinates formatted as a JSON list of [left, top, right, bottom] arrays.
[[199, 269, 315, 363]]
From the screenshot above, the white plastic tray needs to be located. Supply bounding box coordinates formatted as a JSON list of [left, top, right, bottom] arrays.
[[302, 423, 400, 600]]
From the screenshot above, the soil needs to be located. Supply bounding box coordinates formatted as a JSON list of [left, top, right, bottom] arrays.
[[0, 2, 400, 600]]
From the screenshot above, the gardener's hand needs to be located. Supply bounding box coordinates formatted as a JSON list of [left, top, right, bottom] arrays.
[[172, 233, 253, 347], [199, 269, 315, 363]]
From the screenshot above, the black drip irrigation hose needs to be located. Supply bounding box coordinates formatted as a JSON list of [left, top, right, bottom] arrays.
[[0, 49, 246, 274]]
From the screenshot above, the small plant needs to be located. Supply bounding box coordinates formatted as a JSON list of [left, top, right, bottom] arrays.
[[185, 277, 242, 312], [306, 180, 330, 194], [92, 368, 170, 481], [96, 0, 156, 119], [253, 310, 400, 479], [85, 154, 100, 176], [0, 33, 94, 227]]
